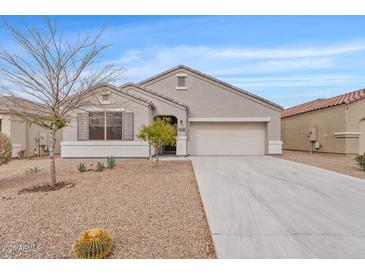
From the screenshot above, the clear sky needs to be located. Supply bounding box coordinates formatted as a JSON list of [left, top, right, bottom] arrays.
[[1, 16, 365, 108]]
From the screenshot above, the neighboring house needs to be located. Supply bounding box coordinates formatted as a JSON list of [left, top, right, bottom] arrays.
[[281, 89, 365, 155], [0, 96, 63, 157], [61, 65, 283, 158]]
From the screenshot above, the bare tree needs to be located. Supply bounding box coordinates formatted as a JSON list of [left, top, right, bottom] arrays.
[[0, 17, 122, 188]]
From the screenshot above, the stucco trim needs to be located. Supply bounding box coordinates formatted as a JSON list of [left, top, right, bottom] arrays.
[[268, 140, 283, 155], [188, 117, 271, 122], [61, 141, 149, 158], [61, 141, 147, 146], [334, 132, 361, 138]]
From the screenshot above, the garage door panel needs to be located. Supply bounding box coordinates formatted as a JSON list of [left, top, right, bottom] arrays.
[[189, 122, 265, 155]]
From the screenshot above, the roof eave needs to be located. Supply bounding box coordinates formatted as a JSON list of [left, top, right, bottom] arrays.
[[137, 65, 283, 111]]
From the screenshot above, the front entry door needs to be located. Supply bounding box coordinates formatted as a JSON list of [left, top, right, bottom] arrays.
[[163, 144, 176, 154], [154, 115, 178, 155]]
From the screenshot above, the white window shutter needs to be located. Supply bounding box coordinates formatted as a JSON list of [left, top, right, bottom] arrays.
[[77, 113, 89, 141], [122, 112, 134, 141]]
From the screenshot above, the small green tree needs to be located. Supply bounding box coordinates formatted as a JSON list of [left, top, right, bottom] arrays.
[[0, 132, 12, 165], [138, 118, 177, 166]]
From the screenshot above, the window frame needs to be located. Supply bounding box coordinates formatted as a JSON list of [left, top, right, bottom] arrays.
[[87, 111, 133, 141], [176, 73, 188, 90], [89, 112, 106, 141], [106, 112, 123, 140]]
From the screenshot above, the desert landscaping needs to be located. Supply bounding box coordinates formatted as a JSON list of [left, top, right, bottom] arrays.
[[0, 157, 215, 259], [277, 150, 365, 180]]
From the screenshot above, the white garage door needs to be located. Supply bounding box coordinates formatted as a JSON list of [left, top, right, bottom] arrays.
[[189, 122, 266, 155]]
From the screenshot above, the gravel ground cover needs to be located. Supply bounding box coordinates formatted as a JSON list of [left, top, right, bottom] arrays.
[[276, 150, 365, 180], [0, 157, 215, 259]]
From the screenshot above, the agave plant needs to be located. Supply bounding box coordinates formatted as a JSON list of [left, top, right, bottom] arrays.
[[77, 162, 87, 173], [96, 162, 105, 172], [106, 156, 116, 169], [26, 166, 41, 174]]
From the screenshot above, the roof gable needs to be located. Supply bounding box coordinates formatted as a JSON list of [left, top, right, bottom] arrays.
[[120, 83, 188, 109], [282, 88, 365, 118], [138, 65, 283, 111], [89, 83, 153, 108]]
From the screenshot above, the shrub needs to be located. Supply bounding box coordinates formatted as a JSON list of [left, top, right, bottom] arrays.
[[138, 117, 177, 166], [106, 156, 116, 169], [355, 153, 365, 171], [77, 162, 87, 173], [0, 132, 12, 165], [96, 162, 105, 172], [17, 149, 28, 160], [73, 228, 113, 259], [26, 166, 41, 174]]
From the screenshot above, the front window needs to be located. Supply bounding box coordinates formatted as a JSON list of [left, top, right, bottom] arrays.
[[89, 112, 123, 140], [89, 112, 105, 140], [106, 112, 123, 140]]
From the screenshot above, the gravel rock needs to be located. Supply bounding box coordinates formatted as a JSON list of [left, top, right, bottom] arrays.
[[276, 150, 365, 180], [0, 157, 216, 259]]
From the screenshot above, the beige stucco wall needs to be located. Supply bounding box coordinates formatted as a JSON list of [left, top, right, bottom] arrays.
[[122, 85, 188, 137], [9, 116, 27, 148], [282, 98, 365, 155], [282, 105, 348, 154], [62, 86, 152, 142], [0, 114, 11, 136], [139, 67, 282, 142], [0, 114, 62, 156], [26, 123, 63, 155], [344, 98, 365, 154]]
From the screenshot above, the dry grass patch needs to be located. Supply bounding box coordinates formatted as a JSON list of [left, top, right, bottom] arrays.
[[0, 157, 215, 259]]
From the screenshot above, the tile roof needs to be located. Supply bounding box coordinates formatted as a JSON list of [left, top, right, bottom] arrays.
[[281, 88, 365, 118]]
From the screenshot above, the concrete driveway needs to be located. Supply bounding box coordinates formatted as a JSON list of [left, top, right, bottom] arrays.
[[190, 156, 365, 258]]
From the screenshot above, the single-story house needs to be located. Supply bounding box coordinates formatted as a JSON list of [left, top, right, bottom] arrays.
[[0, 96, 63, 157], [281, 89, 365, 155], [61, 65, 283, 158]]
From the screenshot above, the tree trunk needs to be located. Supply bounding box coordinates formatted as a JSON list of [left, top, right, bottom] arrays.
[[49, 127, 57, 187], [155, 145, 160, 167], [148, 143, 152, 161]]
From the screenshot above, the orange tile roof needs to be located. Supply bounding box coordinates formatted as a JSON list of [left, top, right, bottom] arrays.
[[281, 88, 365, 118]]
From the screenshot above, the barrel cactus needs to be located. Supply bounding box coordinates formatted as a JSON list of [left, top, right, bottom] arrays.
[[73, 228, 113, 259], [0, 132, 12, 166]]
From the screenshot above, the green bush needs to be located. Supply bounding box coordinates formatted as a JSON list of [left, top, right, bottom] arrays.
[[355, 153, 365, 171], [77, 162, 87, 173], [106, 156, 116, 169], [96, 162, 105, 172], [0, 132, 12, 165]]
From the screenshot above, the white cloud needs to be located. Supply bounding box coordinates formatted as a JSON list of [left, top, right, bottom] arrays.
[[112, 42, 365, 92], [199, 43, 365, 59], [116, 45, 342, 82]]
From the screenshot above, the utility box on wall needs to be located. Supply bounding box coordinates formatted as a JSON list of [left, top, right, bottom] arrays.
[[39, 133, 48, 145], [308, 127, 318, 141]]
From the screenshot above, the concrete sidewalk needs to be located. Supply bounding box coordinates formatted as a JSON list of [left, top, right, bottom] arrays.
[[190, 156, 365, 258]]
